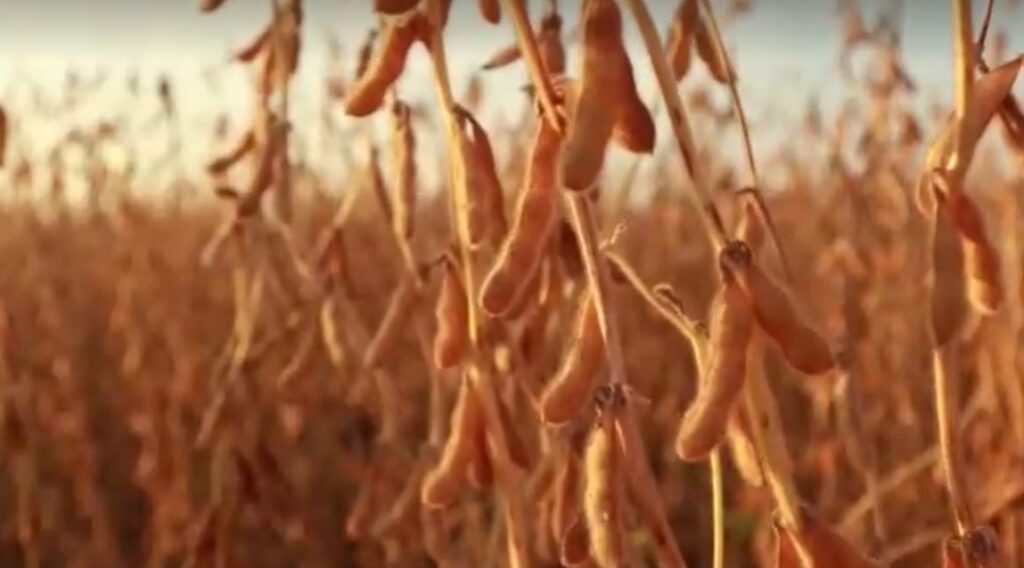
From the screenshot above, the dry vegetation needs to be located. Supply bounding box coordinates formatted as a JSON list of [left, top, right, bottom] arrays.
[[2, 0, 1024, 566]]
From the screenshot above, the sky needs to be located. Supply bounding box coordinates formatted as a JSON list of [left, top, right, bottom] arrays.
[[3, 1, 1020, 87], [1, 0, 1023, 193]]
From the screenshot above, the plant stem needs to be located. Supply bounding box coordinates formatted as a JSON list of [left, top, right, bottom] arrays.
[[952, 0, 975, 182], [424, 16, 480, 341], [604, 251, 706, 357], [975, 0, 997, 68], [710, 450, 725, 568], [742, 335, 803, 532], [685, 0, 807, 544], [424, 5, 531, 565], [933, 347, 974, 534], [696, 0, 792, 281], [498, 0, 563, 132], [566, 196, 627, 385], [936, 0, 977, 538], [499, 4, 687, 566], [618, 0, 727, 249]]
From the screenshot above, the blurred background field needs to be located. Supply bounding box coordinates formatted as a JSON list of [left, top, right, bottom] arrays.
[[1, 1, 1024, 567]]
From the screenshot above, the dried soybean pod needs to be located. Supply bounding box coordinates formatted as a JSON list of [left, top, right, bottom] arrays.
[[199, 0, 227, 12], [433, 251, 469, 370], [234, 25, 271, 63], [454, 106, 508, 246], [736, 200, 765, 252], [344, 463, 379, 540], [583, 407, 624, 568], [997, 93, 1024, 163], [557, 220, 584, 281], [666, 0, 699, 82], [924, 57, 1022, 181], [495, 394, 532, 470], [942, 537, 968, 568], [561, 514, 592, 567], [948, 191, 1002, 313], [503, 258, 545, 322], [237, 126, 280, 217], [539, 10, 566, 75], [0, 103, 7, 168], [478, 0, 500, 24], [467, 418, 493, 490], [355, 29, 379, 79], [320, 298, 346, 369], [551, 451, 583, 545], [724, 243, 835, 375], [366, 146, 394, 227], [390, 100, 417, 240], [481, 43, 523, 71], [675, 276, 754, 461], [930, 192, 970, 347], [480, 117, 561, 316], [421, 378, 485, 508], [343, 19, 419, 117], [363, 275, 420, 370], [540, 291, 606, 426], [374, 0, 419, 15], [693, 12, 731, 84], [206, 130, 255, 175], [560, 0, 622, 191], [776, 508, 881, 568], [611, 65, 656, 154]]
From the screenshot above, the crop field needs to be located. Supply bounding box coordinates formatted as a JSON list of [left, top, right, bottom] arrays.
[[1, 0, 1023, 566]]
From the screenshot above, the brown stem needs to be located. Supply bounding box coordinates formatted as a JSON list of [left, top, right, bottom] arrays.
[[566, 196, 627, 385], [933, 347, 975, 534], [696, 0, 793, 282], [497, 0, 563, 132], [498, 3, 688, 565], [742, 335, 803, 532], [424, 4, 532, 565], [975, 0, 997, 71], [951, 0, 975, 183], [619, 0, 727, 249]]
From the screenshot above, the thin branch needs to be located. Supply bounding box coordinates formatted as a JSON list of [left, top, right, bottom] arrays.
[[696, 0, 793, 282], [619, 0, 728, 248], [975, 0, 997, 71]]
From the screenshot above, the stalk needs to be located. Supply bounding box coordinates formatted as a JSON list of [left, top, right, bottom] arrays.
[[498, 1, 686, 565], [742, 336, 803, 532], [688, 0, 808, 540], [934, 0, 977, 537], [951, 0, 975, 184], [618, 0, 728, 248], [696, 0, 791, 281], [710, 452, 725, 568], [606, 250, 718, 567], [423, 3, 531, 565], [933, 347, 974, 534]]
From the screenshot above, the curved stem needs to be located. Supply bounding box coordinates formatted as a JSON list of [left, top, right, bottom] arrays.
[[696, 0, 792, 281]]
